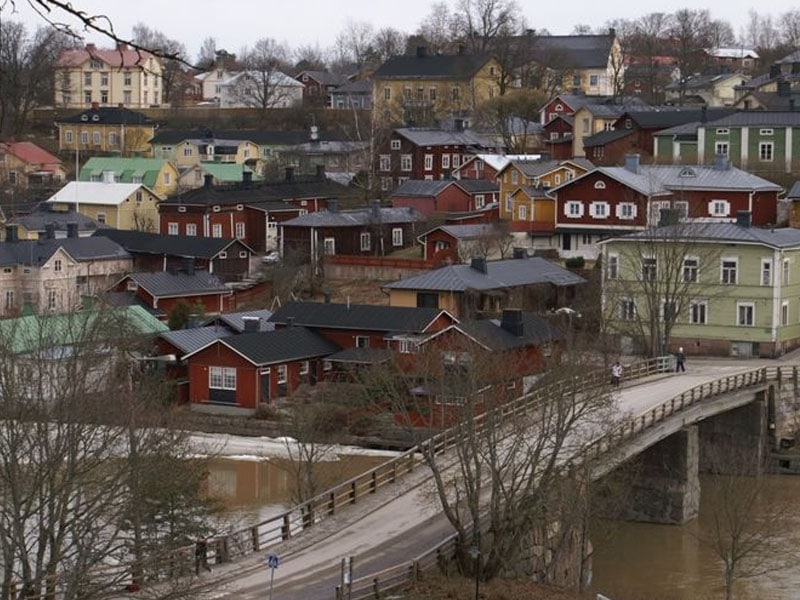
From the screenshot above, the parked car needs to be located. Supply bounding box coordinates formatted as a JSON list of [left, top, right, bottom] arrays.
[[262, 250, 281, 264]]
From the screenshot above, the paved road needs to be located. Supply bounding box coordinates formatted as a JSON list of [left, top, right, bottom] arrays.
[[142, 359, 787, 600]]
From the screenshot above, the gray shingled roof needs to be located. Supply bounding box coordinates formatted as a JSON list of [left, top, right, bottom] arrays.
[[421, 224, 506, 241], [11, 206, 98, 233], [624, 108, 734, 129], [395, 128, 499, 148], [457, 313, 564, 350], [703, 111, 800, 127], [127, 271, 228, 297], [383, 257, 585, 292], [530, 34, 616, 69], [0, 237, 129, 267], [93, 229, 253, 258], [216, 309, 275, 333], [391, 180, 454, 197], [325, 347, 393, 364], [455, 179, 499, 193], [583, 128, 634, 147], [215, 327, 340, 365], [513, 160, 563, 178], [602, 223, 800, 249], [654, 121, 702, 138], [281, 206, 425, 227], [159, 327, 230, 355], [269, 301, 451, 332], [372, 52, 493, 79]]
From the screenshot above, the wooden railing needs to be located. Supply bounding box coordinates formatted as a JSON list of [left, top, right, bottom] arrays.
[[335, 364, 795, 600]]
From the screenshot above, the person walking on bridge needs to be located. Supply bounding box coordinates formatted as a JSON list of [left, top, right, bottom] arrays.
[[611, 361, 623, 387], [676, 347, 686, 372]]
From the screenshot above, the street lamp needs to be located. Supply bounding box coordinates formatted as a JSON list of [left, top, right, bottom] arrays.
[[467, 545, 481, 600]]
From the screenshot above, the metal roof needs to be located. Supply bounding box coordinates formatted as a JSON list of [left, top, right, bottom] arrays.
[[372, 52, 493, 79], [216, 309, 275, 333], [702, 111, 800, 127], [391, 180, 454, 197], [126, 271, 229, 297], [217, 328, 340, 365], [281, 206, 425, 227], [0, 237, 129, 267], [159, 327, 230, 355], [93, 229, 251, 258], [46, 181, 152, 206], [602, 223, 800, 249], [383, 257, 585, 292], [269, 301, 452, 333], [394, 128, 499, 148]]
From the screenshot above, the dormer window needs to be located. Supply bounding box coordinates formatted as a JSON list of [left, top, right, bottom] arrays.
[[91, 115, 99, 122], [679, 168, 696, 178], [716, 128, 729, 136], [236, 204, 244, 211], [80, 115, 88, 121], [178, 206, 187, 213], [594, 181, 606, 189], [212, 205, 221, 212]]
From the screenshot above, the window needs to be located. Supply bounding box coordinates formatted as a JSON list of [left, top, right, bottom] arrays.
[[565, 201, 583, 218], [616, 202, 636, 219], [84, 91, 92, 104], [451, 86, 460, 100], [511, 170, 519, 184], [65, 131, 73, 143], [54, 259, 63, 273], [589, 201, 609, 218], [759, 142, 774, 161], [96, 213, 106, 224], [100, 71, 109, 86], [399, 339, 417, 354], [360, 232, 371, 251], [100, 90, 108, 104], [783, 259, 790, 286], [381, 177, 392, 191], [441, 154, 450, 169], [108, 132, 117, 145], [167, 222, 178, 235], [392, 227, 403, 247], [124, 72, 132, 86], [323, 237, 335, 255], [721, 259, 738, 284], [690, 301, 708, 325], [424, 154, 433, 171], [300, 361, 309, 376], [209, 366, 237, 390], [80, 131, 89, 144], [782, 301, 790, 326], [356, 336, 370, 348], [620, 298, 635, 321], [737, 302, 754, 326], [762, 259, 772, 285], [4, 290, 13, 310], [47, 289, 57, 310], [590, 74, 599, 86], [164, 172, 171, 185], [123, 90, 131, 104], [390, 139, 401, 150], [709, 199, 730, 217], [429, 86, 437, 101], [219, 251, 228, 259], [323, 360, 332, 372], [379, 155, 390, 171], [518, 205, 527, 220], [452, 154, 460, 168], [760, 128, 774, 136], [474, 194, 485, 209], [84, 72, 92, 86], [235, 222, 246, 239], [607, 254, 619, 279], [186, 223, 197, 236], [400, 154, 412, 171], [642, 257, 657, 281], [212, 224, 222, 238], [715, 142, 729, 157], [277, 365, 287, 384], [683, 257, 698, 283], [675, 201, 689, 218], [716, 128, 729, 135], [92, 132, 101, 145]]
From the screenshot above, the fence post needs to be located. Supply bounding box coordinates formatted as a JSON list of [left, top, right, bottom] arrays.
[[282, 514, 291, 540], [371, 470, 378, 494], [351, 480, 358, 504], [216, 537, 230, 563], [251, 526, 260, 552], [329, 491, 336, 515], [392, 461, 398, 483]]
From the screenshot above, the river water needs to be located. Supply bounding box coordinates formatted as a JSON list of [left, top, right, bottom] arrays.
[[207, 458, 800, 600]]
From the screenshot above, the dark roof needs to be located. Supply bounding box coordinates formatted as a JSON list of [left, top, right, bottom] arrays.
[[215, 309, 275, 333], [395, 128, 500, 149], [159, 327, 230, 355], [126, 271, 229, 297], [11, 205, 98, 232], [269, 301, 451, 333], [214, 327, 340, 365], [602, 223, 800, 249], [164, 176, 349, 207], [741, 91, 800, 111], [622, 108, 735, 129], [150, 129, 349, 146], [664, 72, 746, 91], [57, 106, 153, 125], [93, 229, 251, 258], [373, 52, 493, 79], [454, 179, 499, 193], [384, 257, 585, 292], [703, 111, 800, 127], [325, 347, 393, 364], [281, 206, 425, 227], [391, 180, 453, 197], [297, 70, 346, 85], [456, 313, 563, 350], [529, 34, 616, 69], [582, 128, 635, 147], [332, 79, 373, 94], [0, 236, 129, 267], [420, 224, 506, 241]]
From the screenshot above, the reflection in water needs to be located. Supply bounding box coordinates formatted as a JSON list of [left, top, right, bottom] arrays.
[[206, 455, 389, 523], [590, 475, 800, 600]]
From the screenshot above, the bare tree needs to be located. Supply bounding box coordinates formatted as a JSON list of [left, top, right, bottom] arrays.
[[667, 9, 716, 104], [333, 19, 375, 70], [452, 0, 522, 54], [195, 37, 217, 70], [131, 23, 188, 105], [779, 9, 800, 48], [415, 2, 458, 54], [231, 38, 295, 110], [474, 88, 547, 152], [293, 43, 328, 73], [371, 27, 408, 64]]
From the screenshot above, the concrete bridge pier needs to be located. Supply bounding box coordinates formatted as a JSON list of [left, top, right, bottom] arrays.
[[611, 426, 700, 525], [699, 394, 769, 475]]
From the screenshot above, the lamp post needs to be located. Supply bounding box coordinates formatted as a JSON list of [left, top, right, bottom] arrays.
[[467, 545, 481, 600]]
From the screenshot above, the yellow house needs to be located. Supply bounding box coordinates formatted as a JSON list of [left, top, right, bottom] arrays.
[[54, 43, 164, 109], [79, 157, 180, 199], [151, 135, 262, 171], [0, 141, 66, 189], [56, 105, 156, 155], [497, 159, 592, 222], [571, 103, 627, 158], [372, 49, 503, 125], [45, 181, 161, 233]]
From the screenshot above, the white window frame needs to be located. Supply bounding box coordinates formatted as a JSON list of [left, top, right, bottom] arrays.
[[716, 128, 729, 135], [277, 365, 288, 384], [209, 366, 237, 390], [760, 128, 774, 136], [360, 232, 371, 251], [424, 154, 433, 171], [593, 180, 606, 189], [782, 301, 789, 326], [721, 257, 738, 285], [642, 257, 657, 281], [518, 205, 528, 220], [235, 222, 246, 239], [607, 254, 619, 279], [783, 258, 790, 286], [54, 259, 63, 273], [616, 202, 637, 220], [390, 139, 401, 150], [709, 199, 730, 217], [565, 201, 584, 218], [379, 155, 390, 171], [683, 256, 699, 283], [441, 154, 450, 169], [167, 222, 178, 235], [323, 237, 335, 255], [589, 201, 610, 219], [759, 142, 774, 162], [212, 224, 223, 238], [620, 298, 636, 321], [690, 300, 708, 325], [186, 223, 197, 236], [392, 227, 403, 247], [736, 302, 754, 326], [400, 154, 412, 172], [761, 259, 772, 286], [715, 141, 729, 157]]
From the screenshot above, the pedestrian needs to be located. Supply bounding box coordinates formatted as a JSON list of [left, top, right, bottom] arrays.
[[676, 347, 686, 373], [611, 361, 623, 387], [195, 538, 211, 574]]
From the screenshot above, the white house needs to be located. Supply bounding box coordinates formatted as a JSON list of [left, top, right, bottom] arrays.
[[218, 71, 304, 109]]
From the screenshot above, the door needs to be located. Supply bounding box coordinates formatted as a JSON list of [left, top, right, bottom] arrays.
[[259, 368, 271, 403], [562, 233, 572, 251]]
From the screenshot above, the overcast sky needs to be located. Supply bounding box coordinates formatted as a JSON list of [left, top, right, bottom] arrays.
[[5, 0, 799, 62]]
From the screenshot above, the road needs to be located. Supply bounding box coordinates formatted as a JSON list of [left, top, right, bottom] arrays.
[[141, 358, 785, 600]]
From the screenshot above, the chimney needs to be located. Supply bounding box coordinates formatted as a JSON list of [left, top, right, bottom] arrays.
[[316, 164, 326, 180], [701, 106, 707, 122], [778, 79, 791, 97], [45, 223, 56, 240], [5, 225, 18, 243], [91, 101, 99, 110], [102, 170, 114, 183], [203, 173, 214, 188], [736, 210, 751, 228], [416, 46, 427, 58], [182, 257, 195, 275], [500, 308, 524, 337], [371, 199, 381, 220], [242, 316, 261, 333], [85, 43, 97, 52], [624, 153, 640, 174], [609, 27, 616, 38], [242, 169, 253, 188], [285, 166, 295, 182], [66, 222, 79, 238], [470, 256, 488, 274], [328, 198, 339, 212], [713, 153, 730, 170]]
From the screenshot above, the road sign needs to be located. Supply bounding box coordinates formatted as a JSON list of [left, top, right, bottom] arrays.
[[266, 553, 280, 569]]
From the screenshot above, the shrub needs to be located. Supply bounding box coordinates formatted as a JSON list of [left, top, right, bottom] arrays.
[[565, 256, 585, 269]]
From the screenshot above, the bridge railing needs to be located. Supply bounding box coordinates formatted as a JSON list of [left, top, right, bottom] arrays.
[[101, 356, 671, 586], [336, 363, 793, 600]]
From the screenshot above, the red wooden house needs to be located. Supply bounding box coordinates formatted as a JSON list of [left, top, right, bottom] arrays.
[[389, 179, 499, 216], [542, 115, 575, 160], [551, 154, 782, 259]]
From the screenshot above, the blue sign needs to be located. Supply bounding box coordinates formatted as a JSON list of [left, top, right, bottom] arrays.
[[266, 553, 280, 569]]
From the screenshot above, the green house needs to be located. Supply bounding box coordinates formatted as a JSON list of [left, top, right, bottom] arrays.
[[79, 157, 180, 199], [599, 223, 800, 358]]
